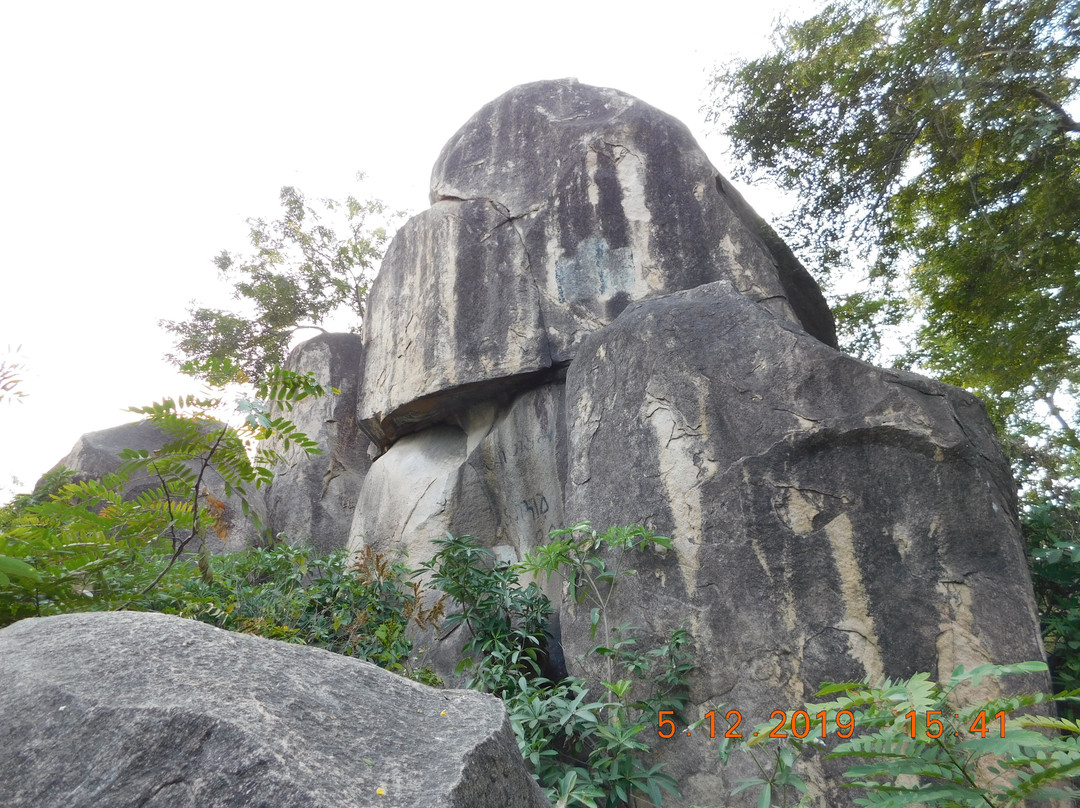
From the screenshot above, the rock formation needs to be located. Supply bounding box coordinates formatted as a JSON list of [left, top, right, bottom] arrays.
[[358, 79, 836, 451], [262, 332, 371, 552], [0, 611, 550, 808], [344, 79, 1048, 806], [41, 419, 263, 552], [38, 78, 1049, 806], [562, 281, 1046, 802]]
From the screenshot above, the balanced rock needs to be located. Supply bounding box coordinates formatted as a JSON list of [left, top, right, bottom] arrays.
[[358, 78, 836, 449], [0, 611, 551, 808], [345, 81, 1048, 807], [348, 384, 567, 573], [263, 332, 371, 553]]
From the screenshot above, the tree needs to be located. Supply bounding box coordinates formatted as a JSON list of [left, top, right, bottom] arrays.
[[708, 0, 1080, 500], [162, 181, 397, 386]]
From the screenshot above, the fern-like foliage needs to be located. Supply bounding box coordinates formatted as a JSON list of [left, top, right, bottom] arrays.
[[426, 529, 686, 808], [714, 661, 1080, 807], [0, 368, 325, 625]]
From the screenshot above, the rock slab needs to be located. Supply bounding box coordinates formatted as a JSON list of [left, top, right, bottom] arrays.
[[0, 611, 551, 808], [562, 281, 1047, 803]]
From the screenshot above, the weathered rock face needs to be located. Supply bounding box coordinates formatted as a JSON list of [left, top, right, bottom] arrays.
[[358, 78, 837, 449], [345, 80, 1048, 807], [42, 420, 264, 552], [562, 281, 1046, 803], [263, 333, 371, 553], [0, 611, 551, 808], [348, 384, 568, 571]]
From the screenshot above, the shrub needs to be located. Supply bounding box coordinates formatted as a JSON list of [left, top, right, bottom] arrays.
[[0, 368, 324, 625], [425, 527, 689, 808], [151, 543, 443, 682]]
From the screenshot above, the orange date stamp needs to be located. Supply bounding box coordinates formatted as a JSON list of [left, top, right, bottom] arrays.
[[657, 708, 1009, 740]]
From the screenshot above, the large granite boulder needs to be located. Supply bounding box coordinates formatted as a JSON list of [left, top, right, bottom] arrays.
[[358, 78, 837, 449], [561, 281, 1047, 804], [41, 419, 265, 552], [263, 333, 372, 553], [0, 611, 551, 808]]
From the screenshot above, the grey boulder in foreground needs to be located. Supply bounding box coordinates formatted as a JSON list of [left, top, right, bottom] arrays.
[[0, 611, 550, 808]]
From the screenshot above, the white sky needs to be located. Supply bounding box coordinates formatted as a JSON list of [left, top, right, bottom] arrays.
[[0, 0, 807, 499]]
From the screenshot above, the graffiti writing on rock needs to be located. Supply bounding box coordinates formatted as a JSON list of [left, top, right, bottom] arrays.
[[516, 494, 550, 521]]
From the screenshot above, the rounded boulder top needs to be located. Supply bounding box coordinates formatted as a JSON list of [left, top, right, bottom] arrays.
[[431, 79, 678, 210], [359, 79, 836, 447]]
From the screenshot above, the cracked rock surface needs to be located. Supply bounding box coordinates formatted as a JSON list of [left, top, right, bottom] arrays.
[[0, 611, 551, 808], [358, 78, 836, 449], [262, 333, 372, 553], [563, 282, 1046, 805]]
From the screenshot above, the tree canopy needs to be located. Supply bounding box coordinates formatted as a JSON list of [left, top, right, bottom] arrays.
[[162, 183, 396, 386], [709, 0, 1080, 499]]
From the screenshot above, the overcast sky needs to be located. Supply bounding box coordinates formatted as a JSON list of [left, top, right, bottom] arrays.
[[0, 0, 807, 499]]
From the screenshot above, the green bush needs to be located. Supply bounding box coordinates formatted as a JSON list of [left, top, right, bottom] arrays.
[[1023, 494, 1080, 707], [425, 526, 689, 808], [150, 543, 443, 683], [0, 467, 182, 624]]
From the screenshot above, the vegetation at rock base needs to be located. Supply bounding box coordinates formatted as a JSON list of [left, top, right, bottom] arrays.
[[424, 527, 690, 808], [0, 368, 323, 625], [146, 543, 445, 685], [701, 662, 1080, 808], [162, 181, 397, 386]]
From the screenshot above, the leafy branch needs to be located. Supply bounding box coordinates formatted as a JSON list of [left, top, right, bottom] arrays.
[[424, 529, 686, 808], [0, 368, 325, 624], [162, 181, 400, 386]]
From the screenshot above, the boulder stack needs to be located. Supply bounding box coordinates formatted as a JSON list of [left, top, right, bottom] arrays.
[[344, 79, 1047, 806], [358, 79, 836, 450]]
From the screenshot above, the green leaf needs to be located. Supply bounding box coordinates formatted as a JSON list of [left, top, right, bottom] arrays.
[[756, 782, 771, 808], [0, 555, 42, 583]]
